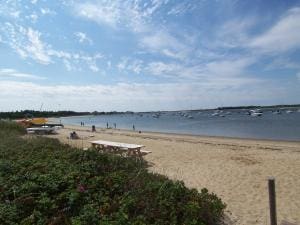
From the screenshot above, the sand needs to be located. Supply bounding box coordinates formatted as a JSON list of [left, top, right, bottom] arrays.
[[49, 125, 300, 225]]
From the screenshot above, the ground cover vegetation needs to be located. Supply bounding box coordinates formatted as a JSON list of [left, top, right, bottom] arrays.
[[0, 121, 226, 225]]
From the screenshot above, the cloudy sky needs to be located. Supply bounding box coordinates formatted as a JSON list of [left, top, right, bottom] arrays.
[[0, 0, 300, 111]]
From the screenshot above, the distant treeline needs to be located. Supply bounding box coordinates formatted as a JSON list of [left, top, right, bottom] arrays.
[[217, 104, 300, 110], [0, 110, 130, 120]]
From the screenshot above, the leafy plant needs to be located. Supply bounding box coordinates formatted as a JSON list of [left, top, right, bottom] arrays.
[[0, 121, 226, 225]]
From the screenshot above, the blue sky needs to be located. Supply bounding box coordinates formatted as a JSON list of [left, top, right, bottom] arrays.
[[0, 0, 300, 111]]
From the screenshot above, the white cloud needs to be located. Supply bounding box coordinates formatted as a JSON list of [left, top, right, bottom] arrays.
[[75, 32, 93, 44], [0, 3, 20, 19], [146, 56, 254, 80], [215, 18, 256, 49], [1, 78, 293, 112], [29, 13, 39, 23], [47, 49, 71, 59], [49, 50, 103, 72], [25, 28, 51, 64], [31, 0, 38, 4], [89, 63, 99, 72], [203, 57, 255, 77], [141, 31, 175, 49], [74, 2, 122, 28], [40, 8, 56, 15], [73, 0, 167, 32], [250, 7, 300, 53], [72, 1, 192, 60], [146, 62, 189, 78], [1, 24, 51, 64], [167, 2, 194, 16], [128, 60, 143, 74], [142, 0, 168, 17], [1, 23, 103, 71], [117, 58, 128, 70], [79, 53, 102, 72], [117, 58, 143, 74], [63, 59, 72, 71], [10, 11, 21, 18], [264, 58, 300, 71], [0, 68, 45, 80], [140, 30, 190, 60]]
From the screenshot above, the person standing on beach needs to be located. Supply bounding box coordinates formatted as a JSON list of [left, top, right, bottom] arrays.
[[114, 123, 116, 129], [133, 124, 135, 131], [106, 122, 109, 129]]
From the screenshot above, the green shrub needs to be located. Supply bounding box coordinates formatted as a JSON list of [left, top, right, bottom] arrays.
[[0, 120, 25, 135], [0, 121, 226, 225]]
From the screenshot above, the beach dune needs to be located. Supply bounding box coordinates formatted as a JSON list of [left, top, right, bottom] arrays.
[[51, 125, 300, 225]]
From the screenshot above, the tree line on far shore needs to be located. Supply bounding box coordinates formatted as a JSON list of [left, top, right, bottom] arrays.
[[0, 110, 130, 120]]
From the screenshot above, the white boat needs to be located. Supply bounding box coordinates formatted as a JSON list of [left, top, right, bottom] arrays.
[[184, 114, 190, 118], [250, 109, 262, 113], [152, 113, 160, 118], [211, 113, 219, 116], [248, 109, 263, 117], [26, 127, 57, 134], [286, 110, 293, 114], [250, 112, 263, 117]]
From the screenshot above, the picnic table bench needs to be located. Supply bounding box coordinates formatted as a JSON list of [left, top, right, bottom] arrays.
[[90, 140, 151, 158]]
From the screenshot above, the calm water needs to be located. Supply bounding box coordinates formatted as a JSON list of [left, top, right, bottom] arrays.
[[57, 109, 300, 141]]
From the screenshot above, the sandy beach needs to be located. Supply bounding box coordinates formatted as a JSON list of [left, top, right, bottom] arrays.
[[50, 125, 300, 225]]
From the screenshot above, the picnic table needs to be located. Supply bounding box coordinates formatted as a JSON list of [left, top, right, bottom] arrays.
[[90, 140, 151, 158]]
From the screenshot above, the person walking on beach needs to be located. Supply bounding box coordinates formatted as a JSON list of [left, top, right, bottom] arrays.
[[106, 122, 109, 129], [114, 123, 116, 129], [133, 124, 135, 131]]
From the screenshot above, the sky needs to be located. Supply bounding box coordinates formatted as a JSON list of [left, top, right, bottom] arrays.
[[0, 0, 300, 112]]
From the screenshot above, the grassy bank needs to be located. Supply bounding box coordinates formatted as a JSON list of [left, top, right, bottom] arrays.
[[0, 121, 226, 225]]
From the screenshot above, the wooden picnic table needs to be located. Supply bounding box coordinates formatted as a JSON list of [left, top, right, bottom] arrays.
[[90, 140, 150, 158]]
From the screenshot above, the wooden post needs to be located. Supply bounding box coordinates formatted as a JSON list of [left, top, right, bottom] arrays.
[[268, 177, 277, 225]]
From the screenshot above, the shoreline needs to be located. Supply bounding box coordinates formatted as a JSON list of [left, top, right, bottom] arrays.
[[56, 121, 300, 144], [60, 124, 300, 154], [49, 114, 300, 142]]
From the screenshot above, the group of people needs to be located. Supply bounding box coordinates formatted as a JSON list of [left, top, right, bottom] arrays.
[[77, 121, 136, 132], [70, 131, 79, 139], [106, 122, 135, 131], [106, 122, 117, 129]]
